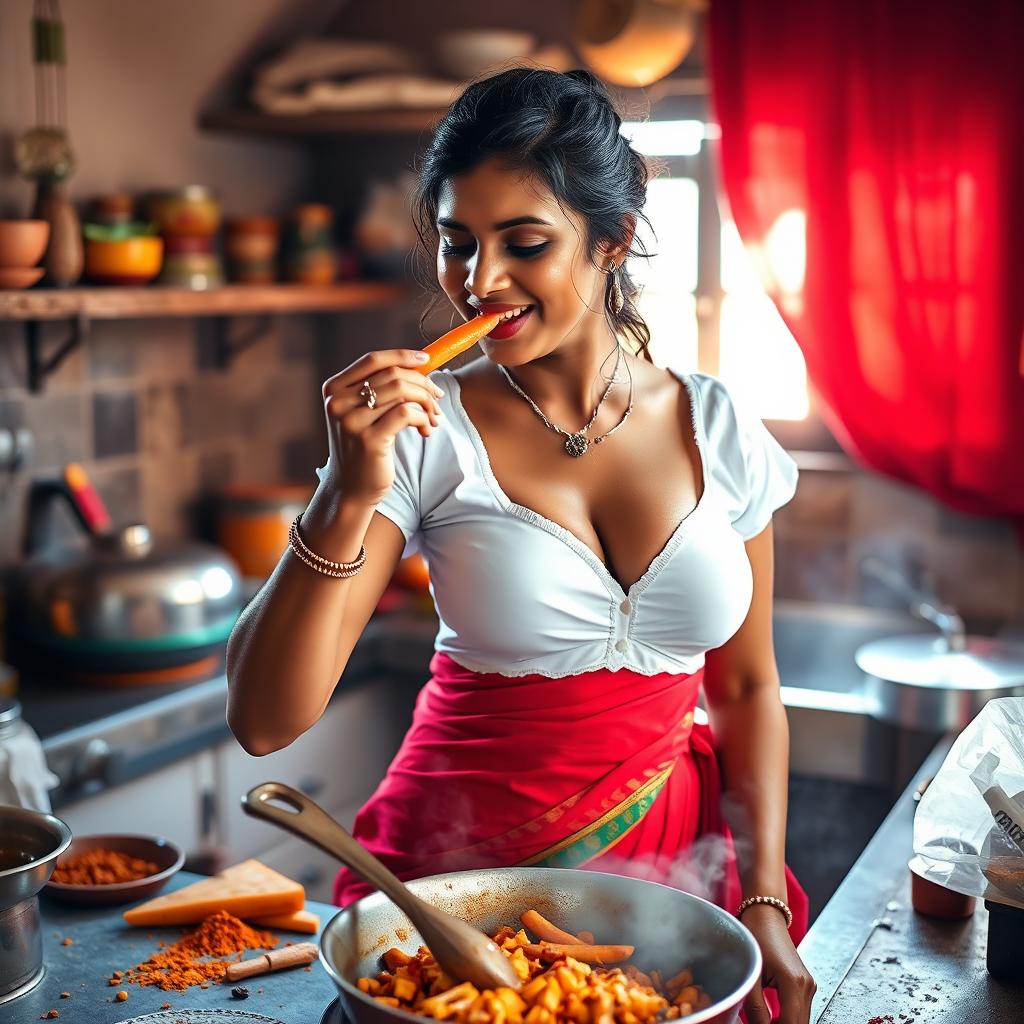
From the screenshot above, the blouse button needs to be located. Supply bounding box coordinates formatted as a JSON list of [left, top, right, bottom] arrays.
[[619, 599, 632, 615], [614, 639, 629, 653]]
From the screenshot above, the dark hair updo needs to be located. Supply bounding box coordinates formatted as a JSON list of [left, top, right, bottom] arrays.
[[413, 66, 655, 360]]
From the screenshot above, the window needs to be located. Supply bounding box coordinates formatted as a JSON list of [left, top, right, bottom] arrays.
[[720, 217, 809, 420], [630, 175, 700, 372], [621, 115, 829, 445]]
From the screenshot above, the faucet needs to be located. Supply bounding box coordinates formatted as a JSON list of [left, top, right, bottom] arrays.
[[860, 557, 967, 652]]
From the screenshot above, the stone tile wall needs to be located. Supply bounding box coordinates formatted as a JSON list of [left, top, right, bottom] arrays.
[[0, 314, 322, 564]]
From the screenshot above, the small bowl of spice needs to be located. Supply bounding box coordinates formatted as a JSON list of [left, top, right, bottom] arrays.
[[43, 834, 184, 906]]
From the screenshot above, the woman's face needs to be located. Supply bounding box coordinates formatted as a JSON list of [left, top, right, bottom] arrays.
[[435, 158, 613, 362]]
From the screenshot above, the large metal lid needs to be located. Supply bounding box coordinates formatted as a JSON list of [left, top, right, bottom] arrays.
[[856, 634, 1024, 689]]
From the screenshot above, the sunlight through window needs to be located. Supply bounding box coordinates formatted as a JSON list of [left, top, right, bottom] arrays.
[[620, 120, 706, 156], [630, 177, 699, 373], [720, 218, 809, 420], [622, 118, 811, 424]]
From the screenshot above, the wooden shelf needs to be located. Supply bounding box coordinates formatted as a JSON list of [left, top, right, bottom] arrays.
[[2, 281, 409, 392], [200, 107, 444, 137], [0, 281, 406, 322]]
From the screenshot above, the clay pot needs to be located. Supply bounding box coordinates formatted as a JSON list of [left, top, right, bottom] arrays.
[[909, 858, 975, 919]]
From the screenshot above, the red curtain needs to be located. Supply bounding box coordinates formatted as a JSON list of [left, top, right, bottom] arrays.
[[707, 0, 1024, 525]]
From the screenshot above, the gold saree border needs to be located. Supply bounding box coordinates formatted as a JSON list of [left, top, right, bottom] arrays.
[[519, 761, 675, 869]]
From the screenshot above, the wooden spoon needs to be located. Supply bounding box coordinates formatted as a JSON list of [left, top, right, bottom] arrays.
[[242, 782, 521, 990]]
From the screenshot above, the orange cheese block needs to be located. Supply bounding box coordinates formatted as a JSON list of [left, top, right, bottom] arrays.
[[123, 859, 305, 926], [249, 908, 321, 934]]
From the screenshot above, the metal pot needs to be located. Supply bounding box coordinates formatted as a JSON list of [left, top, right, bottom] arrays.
[[0, 805, 72, 1004], [11, 468, 242, 678], [857, 633, 1024, 731], [855, 559, 1024, 731], [319, 867, 760, 1024]]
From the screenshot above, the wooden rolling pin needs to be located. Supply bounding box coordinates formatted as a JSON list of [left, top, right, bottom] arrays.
[[225, 942, 319, 981]]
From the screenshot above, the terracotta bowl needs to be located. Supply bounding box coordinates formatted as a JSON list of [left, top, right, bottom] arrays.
[[0, 220, 49, 269], [0, 267, 45, 289], [42, 833, 184, 906]]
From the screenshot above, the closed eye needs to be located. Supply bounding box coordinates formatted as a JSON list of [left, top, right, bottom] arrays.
[[439, 241, 550, 259]]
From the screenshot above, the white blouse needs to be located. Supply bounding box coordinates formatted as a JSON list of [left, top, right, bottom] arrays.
[[316, 369, 797, 679]]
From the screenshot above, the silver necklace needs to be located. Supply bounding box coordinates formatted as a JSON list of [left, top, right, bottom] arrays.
[[497, 346, 635, 457]]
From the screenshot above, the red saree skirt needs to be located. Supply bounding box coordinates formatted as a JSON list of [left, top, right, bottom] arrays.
[[334, 651, 808, 991]]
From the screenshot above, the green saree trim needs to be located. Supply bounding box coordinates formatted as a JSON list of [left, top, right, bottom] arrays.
[[521, 764, 674, 869]]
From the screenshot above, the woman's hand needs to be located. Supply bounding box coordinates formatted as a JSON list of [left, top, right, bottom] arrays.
[[321, 348, 444, 507], [740, 904, 816, 1024]]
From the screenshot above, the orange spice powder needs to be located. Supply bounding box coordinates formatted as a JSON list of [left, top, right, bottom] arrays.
[[52, 849, 159, 885], [123, 911, 277, 991]]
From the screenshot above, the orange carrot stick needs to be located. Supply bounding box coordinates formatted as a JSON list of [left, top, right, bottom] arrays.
[[520, 910, 583, 945], [520, 943, 635, 965], [414, 313, 503, 374]]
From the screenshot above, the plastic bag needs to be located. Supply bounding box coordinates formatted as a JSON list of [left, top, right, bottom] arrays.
[[913, 697, 1024, 909]]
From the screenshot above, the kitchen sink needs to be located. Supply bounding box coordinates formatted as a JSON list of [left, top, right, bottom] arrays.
[[772, 599, 941, 787], [774, 598, 933, 697]]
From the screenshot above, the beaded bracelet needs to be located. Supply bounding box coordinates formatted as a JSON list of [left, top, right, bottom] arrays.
[[288, 514, 366, 578], [736, 895, 794, 929]]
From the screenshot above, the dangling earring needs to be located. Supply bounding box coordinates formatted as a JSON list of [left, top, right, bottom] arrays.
[[608, 264, 624, 317]]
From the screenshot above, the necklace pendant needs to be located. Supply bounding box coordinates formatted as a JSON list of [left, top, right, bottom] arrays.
[[565, 432, 589, 457]]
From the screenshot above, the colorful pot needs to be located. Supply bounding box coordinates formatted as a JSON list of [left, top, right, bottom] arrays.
[[226, 217, 280, 284], [84, 236, 164, 285], [215, 484, 314, 579], [147, 186, 221, 238], [282, 204, 337, 285]]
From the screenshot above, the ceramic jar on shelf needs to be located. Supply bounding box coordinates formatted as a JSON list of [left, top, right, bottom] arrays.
[[147, 186, 223, 289], [281, 204, 337, 285], [225, 216, 280, 284]]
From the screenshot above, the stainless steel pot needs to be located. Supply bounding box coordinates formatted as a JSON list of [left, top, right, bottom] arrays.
[[856, 558, 1024, 731], [0, 805, 72, 1004], [319, 867, 761, 1024], [12, 470, 242, 675], [19, 525, 241, 664], [857, 633, 1024, 731]]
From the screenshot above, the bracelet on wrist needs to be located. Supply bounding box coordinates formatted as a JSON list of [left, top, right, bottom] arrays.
[[288, 513, 366, 578], [736, 895, 794, 929]]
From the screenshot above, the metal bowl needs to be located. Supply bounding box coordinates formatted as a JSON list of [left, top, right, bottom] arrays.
[[0, 805, 72, 913], [43, 833, 184, 906], [0, 806, 72, 1003], [320, 867, 761, 1024]]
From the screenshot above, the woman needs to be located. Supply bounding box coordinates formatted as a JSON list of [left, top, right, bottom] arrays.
[[227, 68, 815, 1024]]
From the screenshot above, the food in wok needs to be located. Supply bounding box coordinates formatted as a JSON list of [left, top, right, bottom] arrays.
[[357, 909, 711, 1023]]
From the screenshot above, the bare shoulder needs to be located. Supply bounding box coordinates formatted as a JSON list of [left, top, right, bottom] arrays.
[[640, 359, 685, 394], [635, 360, 695, 421]]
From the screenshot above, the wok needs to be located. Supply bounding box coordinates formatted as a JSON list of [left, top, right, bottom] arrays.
[[318, 867, 761, 1024]]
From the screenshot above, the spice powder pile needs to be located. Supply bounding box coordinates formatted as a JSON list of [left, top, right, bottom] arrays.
[[53, 849, 159, 885], [122, 911, 277, 991]]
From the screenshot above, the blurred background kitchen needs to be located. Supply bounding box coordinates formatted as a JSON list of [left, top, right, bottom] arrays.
[[1, 0, 1022, 932]]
